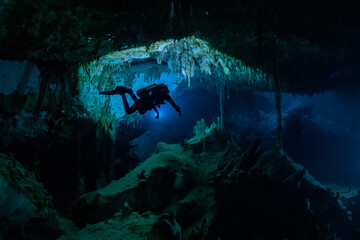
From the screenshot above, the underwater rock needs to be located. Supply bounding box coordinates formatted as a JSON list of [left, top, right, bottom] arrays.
[[66, 123, 220, 239], [184, 117, 226, 153], [69, 142, 198, 226], [0, 59, 40, 113], [149, 212, 181, 240], [59, 210, 158, 240], [0, 111, 50, 147], [77, 37, 270, 130], [0, 109, 117, 220], [65, 119, 359, 239], [0, 59, 40, 96], [0, 59, 75, 114], [69, 119, 225, 227], [343, 191, 360, 227], [97, 37, 269, 90], [0, 153, 77, 239], [210, 143, 352, 239]]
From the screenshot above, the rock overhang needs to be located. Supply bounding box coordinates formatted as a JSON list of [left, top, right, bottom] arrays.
[[77, 37, 271, 136]]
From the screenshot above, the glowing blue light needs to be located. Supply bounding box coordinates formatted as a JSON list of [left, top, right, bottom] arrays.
[[153, 108, 167, 120], [154, 111, 159, 119], [146, 103, 179, 121]]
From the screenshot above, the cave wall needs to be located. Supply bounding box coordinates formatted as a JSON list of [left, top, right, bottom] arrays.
[[0, 59, 40, 113], [0, 1, 359, 238], [0, 58, 119, 210]]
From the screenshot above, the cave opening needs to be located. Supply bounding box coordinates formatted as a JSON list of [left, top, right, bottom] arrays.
[[2, 0, 360, 238], [112, 77, 360, 189], [1, 33, 360, 239], [74, 37, 360, 190], [84, 40, 360, 191]]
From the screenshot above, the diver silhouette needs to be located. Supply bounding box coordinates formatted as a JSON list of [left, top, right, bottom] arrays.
[[100, 84, 182, 119]]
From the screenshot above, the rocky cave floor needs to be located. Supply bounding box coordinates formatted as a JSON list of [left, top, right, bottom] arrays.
[[2, 118, 360, 240]]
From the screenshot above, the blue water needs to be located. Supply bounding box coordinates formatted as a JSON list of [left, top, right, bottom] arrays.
[[117, 87, 360, 187]]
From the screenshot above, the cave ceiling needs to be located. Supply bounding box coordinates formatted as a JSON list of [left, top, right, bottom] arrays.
[[0, 0, 360, 94], [77, 37, 270, 135]]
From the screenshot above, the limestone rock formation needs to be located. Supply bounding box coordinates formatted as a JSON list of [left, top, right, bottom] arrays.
[[0, 153, 77, 239], [1, 1, 359, 239], [59, 211, 157, 240], [63, 119, 357, 239], [77, 37, 270, 135], [0, 60, 40, 113]]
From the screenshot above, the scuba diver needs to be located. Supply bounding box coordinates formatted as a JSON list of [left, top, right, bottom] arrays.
[[100, 84, 182, 119]]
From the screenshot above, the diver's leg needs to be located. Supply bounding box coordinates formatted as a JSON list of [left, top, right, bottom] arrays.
[[122, 88, 139, 103], [116, 87, 138, 114], [99, 90, 117, 95], [113, 86, 139, 102], [120, 93, 137, 114]]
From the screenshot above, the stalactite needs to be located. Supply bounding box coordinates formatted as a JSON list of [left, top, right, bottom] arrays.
[[274, 57, 283, 152], [169, 1, 174, 32], [156, 51, 163, 64], [35, 72, 50, 113], [226, 80, 230, 100], [77, 37, 276, 130], [219, 83, 225, 132], [84, 65, 91, 82], [275, 81, 282, 150]]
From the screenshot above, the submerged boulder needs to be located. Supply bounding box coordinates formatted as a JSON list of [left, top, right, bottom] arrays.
[[69, 140, 218, 227], [65, 120, 358, 240], [0, 153, 77, 239], [60, 211, 158, 240], [210, 144, 352, 239]]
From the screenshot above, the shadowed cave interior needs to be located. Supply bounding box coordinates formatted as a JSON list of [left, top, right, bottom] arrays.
[[1, 1, 360, 239]]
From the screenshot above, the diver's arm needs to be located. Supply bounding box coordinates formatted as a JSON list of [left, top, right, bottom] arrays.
[[153, 107, 159, 119], [166, 95, 182, 117]]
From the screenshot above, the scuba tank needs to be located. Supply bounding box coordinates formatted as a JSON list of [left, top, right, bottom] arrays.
[[136, 84, 170, 99]]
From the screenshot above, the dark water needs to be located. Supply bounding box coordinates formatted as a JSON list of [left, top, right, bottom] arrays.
[[122, 87, 360, 187]]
